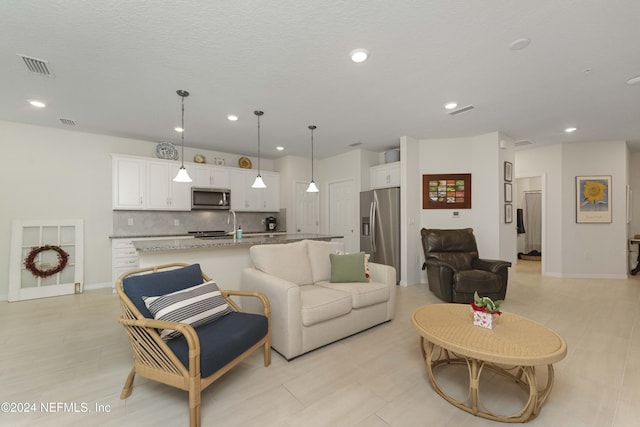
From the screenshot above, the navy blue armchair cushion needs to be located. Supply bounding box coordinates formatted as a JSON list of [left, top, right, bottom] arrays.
[[167, 311, 269, 377], [122, 263, 204, 319]]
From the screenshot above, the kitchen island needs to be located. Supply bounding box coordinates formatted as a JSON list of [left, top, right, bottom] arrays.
[[132, 233, 342, 290]]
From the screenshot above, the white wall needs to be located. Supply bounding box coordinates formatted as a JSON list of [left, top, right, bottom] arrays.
[[516, 140, 629, 278], [560, 141, 628, 278], [0, 120, 275, 300], [400, 135, 421, 286], [418, 133, 511, 261]]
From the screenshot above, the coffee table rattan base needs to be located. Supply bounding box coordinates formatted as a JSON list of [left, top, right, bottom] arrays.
[[412, 304, 567, 423]]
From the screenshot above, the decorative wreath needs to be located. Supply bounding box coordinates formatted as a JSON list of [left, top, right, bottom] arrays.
[[24, 245, 69, 278]]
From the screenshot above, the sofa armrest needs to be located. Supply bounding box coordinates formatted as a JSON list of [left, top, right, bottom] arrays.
[[472, 258, 512, 273], [241, 268, 303, 359], [368, 262, 395, 285], [368, 262, 397, 320]]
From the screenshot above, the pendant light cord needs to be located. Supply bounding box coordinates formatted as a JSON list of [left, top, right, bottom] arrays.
[[180, 95, 185, 167], [309, 125, 317, 180], [254, 110, 264, 175]]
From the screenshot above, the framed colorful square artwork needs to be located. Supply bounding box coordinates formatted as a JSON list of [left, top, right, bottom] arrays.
[[422, 173, 472, 209]]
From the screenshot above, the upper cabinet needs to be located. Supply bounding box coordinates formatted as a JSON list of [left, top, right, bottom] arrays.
[[229, 169, 280, 212], [146, 160, 191, 210], [112, 154, 279, 212], [191, 164, 230, 189], [113, 156, 146, 209], [370, 161, 400, 189]]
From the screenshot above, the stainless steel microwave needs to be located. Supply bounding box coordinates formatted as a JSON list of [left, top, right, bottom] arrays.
[[191, 187, 231, 210]]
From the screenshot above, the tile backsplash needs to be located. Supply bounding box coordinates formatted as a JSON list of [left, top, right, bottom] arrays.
[[113, 209, 285, 237]]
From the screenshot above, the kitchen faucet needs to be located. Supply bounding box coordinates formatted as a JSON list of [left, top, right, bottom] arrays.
[[227, 209, 237, 236]]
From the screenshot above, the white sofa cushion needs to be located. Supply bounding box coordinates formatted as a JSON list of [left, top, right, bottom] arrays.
[[300, 285, 352, 326], [306, 239, 344, 283], [250, 240, 314, 285], [316, 280, 390, 309]]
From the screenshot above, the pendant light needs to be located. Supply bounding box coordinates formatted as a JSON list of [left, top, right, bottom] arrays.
[[306, 125, 319, 192], [251, 110, 267, 188], [173, 90, 192, 182]]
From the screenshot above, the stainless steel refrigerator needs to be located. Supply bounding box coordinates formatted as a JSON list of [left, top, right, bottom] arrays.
[[360, 187, 400, 283]]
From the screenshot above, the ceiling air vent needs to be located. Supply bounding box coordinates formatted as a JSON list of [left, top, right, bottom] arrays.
[[448, 105, 475, 116], [349, 142, 363, 147], [59, 118, 77, 127], [514, 140, 532, 147], [17, 54, 55, 77]]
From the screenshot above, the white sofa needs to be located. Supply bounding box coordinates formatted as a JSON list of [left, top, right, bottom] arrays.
[[240, 239, 396, 360]]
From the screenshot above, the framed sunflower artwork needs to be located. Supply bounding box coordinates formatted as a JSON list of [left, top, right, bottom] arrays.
[[576, 175, 611, 223]]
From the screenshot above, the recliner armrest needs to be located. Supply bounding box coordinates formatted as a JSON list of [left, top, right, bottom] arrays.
[[425, 258, 458, 272], [472, 258, 512, 273]]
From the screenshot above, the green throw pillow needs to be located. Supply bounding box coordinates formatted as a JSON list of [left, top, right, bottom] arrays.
[[330, 252, 368, 283]]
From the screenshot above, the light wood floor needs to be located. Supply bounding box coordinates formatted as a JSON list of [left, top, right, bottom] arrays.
[[1, 261, 639, 426]]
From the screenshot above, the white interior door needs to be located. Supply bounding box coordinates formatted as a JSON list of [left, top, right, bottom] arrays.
[[329, 179, 357, 252], [295, 181, 319, 233], [9, 219, 84, 302]]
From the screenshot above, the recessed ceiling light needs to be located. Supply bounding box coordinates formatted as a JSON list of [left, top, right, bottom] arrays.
[[565, 127, 577, 133], [350, 48, 369, 63], [174, 126, 184, 132], [29, 100, 46, 108], [444, 102, 458, 110], [626, 75, 640, 85], [276, 146, 284, 151], [509, 38, 531, 51], [227, 114, 238, 121]]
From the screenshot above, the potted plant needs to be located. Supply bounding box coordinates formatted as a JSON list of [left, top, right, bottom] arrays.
[[471, 291, 503, 329]]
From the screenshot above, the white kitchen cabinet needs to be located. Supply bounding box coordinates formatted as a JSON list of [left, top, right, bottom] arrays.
[[229, 169, 280, 212], [370, 161, 400, 189], [191, 164, 230, 189], [111, 238, 140, 285], [146, 161, 191, 210], [111, 236, 193, 287], [112, 156, 146, 209], [260, 172, 280, 211]]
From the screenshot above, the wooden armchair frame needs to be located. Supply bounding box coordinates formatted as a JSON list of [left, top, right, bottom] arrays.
[[116, 263, 271, 427]]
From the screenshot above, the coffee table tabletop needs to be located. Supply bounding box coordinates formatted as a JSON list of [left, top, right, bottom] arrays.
[[412, 304, 567, 423]]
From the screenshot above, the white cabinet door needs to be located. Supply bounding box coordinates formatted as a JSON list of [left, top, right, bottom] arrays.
[[146, 161, 190, 211], [211, 167, 230, 189], [370, 162, 400, 189], [229, 169, 249, 211], [261, 172, 280, 211], [229, 169, 279, 212], [168, 164, 191, 210], [147, 161, 172, 209], [191, 164, 230, 189], [113, 156, 146, 209]]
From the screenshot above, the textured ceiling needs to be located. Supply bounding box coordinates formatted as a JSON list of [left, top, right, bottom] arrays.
[[2, 0, 640, 159]]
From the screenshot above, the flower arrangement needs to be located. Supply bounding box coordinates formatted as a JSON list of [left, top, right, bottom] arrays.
[[471, 291, 503, 329], [471, 291, 503, 315]]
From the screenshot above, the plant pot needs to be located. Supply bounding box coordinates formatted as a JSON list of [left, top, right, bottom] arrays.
[[473, 310, 495, 329]]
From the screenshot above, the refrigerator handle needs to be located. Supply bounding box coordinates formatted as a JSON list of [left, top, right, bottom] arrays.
[[370, 199, 377, 253]]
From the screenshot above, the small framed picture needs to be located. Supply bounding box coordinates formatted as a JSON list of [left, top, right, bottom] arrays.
[[504, 161, 513, 182], [504, 183, 512, 203], [505, 204, 513, 223]]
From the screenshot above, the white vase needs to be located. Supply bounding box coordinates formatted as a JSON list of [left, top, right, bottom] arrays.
[[473, 310, 495, 329]]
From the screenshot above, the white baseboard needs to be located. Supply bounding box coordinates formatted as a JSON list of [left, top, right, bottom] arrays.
[[0, 282, 113, 302]]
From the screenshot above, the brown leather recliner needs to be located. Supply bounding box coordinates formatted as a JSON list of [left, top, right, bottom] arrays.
[[421, 228, 511, 303]]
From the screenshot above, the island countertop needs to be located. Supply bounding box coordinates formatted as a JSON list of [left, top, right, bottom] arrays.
[[132, 233, 342, 253]]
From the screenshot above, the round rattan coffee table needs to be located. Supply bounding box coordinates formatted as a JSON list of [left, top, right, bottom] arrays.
[[412, 304, 567, 423]]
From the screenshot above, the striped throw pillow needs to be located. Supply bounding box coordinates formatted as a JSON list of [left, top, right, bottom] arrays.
[[143, 280, 233, 341]]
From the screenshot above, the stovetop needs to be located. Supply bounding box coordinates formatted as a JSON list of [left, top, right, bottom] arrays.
[[187, 230, 229, 238]]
